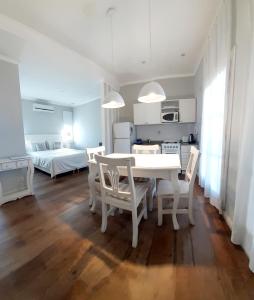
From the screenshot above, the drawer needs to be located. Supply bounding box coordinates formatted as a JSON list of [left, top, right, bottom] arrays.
[[17, 160, 29, 168], [1, 162, 16, 170]]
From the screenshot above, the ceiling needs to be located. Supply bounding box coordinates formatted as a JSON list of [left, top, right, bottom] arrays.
[[0, 14, 116, 106], [0, 0, 220, 105]]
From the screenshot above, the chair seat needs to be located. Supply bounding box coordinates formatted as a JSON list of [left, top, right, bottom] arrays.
[[104, 181, 148, 206], [119, 181, 149, 204], [157, 179, 189, 196]]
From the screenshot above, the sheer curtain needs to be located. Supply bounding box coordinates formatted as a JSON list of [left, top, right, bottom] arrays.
[[231, 0, 254, 272], [101, 82, 119, 154], [199, 0, 231, 212]]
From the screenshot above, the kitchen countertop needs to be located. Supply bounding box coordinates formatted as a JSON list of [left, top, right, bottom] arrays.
[[135, 140, 198, 146]]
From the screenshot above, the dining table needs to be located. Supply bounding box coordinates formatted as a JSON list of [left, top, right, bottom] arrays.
[[87, 153, 182, 230]]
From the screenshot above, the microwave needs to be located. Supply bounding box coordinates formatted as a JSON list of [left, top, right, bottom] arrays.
[[161, 111, 179, 123]]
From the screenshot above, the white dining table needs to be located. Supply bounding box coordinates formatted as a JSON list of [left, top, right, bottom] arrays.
[[88, 153, 182, 230]]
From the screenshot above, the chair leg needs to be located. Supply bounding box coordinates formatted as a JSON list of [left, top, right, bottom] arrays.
[[90, 197, 96, 213], [148, 180, 156, 211], [188, 194, 195, 225], [101, 202, 108, 233], [158, 196, 163, 226], [143, 193, 148, 220], [132, 209, 138, 248], [172, 194, 180, 230], [148, 194, 153, 212]]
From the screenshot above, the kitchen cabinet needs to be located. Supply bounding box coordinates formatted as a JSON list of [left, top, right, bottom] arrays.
[[133, 103, 161, 125], [179, 98, 196, 123]]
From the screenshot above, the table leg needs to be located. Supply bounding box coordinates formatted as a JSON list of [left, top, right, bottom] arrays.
[[171, 170, 180, 230]]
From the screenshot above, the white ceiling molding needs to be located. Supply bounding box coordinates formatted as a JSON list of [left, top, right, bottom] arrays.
[[72, 97, 102, 107], [22, 98, 74, 108], [120, 73, 195, 87], [0, 53, 19, 64], [23, 96, 101, 108]]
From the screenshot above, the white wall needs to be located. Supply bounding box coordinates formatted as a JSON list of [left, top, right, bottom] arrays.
[[22, 99, 73, 135], [136, 123, 195, 142], [0, 59, 26, 157], [73, 99, 102, 149], [0, 59, 27, 195], [119, 76, 196, 141]]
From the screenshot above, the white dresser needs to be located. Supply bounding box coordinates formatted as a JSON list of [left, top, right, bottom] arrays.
[[0, 156, 34, 206]]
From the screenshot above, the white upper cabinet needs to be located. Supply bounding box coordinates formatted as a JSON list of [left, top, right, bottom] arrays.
[[133, 103, 161, 125], [178, 98, 196, 123]]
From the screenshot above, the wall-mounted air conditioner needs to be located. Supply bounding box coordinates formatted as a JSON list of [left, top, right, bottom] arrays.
[[33, 103, 55, 113]]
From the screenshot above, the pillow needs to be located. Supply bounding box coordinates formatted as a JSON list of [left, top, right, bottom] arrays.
[[31, 142, 38, 152], [45, 140, 50, 150], [52, 141, 62, 150], [35, 142, 47, 151]]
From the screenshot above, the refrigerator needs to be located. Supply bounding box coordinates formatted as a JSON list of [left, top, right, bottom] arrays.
[[113, 122, 136, 153]]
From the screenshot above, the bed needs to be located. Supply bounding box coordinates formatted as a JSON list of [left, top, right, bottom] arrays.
[[25, 135, 87, 178]]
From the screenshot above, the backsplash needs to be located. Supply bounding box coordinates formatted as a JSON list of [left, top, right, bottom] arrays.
[[136, 123, 197, 142]]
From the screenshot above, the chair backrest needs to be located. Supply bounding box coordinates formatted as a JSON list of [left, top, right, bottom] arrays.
[[185, 146, 200, 189], [132, 144, 161, 154], [95, 154, 136, 202], [86, 146, 105, 161]]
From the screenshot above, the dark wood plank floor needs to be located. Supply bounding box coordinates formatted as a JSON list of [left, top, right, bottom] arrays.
[[0, 169, 253, 300]]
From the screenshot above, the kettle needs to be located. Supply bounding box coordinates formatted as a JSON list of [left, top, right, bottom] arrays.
[[188, 134, 195, 144]]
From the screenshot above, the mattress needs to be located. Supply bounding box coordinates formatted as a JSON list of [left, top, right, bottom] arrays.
[[30, 148, 87, 177]]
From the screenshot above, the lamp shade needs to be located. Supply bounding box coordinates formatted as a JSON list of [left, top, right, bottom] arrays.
[[138, 81, 166, 103], [102, 90, 125, 108]]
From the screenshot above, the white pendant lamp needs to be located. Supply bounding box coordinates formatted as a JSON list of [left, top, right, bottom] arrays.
[[102, 90, 125, 108], [102, 7, 125, 109], [138, 0, 166, 104], [138, 81, 166, 103]]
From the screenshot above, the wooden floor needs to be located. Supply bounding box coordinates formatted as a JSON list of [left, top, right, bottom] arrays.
[[0, 169, 253, 300]]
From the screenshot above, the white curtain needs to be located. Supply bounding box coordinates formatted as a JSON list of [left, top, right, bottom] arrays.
[[199, 0, 231, 212], [231, 0, 254, 272], [101, 82, 119, 154]]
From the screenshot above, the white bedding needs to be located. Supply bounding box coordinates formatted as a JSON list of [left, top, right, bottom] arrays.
[[30, 148, 87, 177]]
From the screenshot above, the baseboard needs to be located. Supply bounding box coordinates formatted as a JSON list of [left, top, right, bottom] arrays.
[[223, 211, 233, 230]]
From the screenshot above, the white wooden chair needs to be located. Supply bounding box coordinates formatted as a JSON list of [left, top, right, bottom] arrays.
[[157, 146, 200, 228], [86, 146, 105, 208], [95, 154, 149, 248], [132, 144, 160, 211], [87, 146, 105, 161], [132, 144, 161, 155]]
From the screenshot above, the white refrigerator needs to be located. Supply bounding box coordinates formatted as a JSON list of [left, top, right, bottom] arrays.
[[113, 122, 136, 153]]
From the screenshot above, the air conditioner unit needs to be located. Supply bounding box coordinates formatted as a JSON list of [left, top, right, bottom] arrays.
[[33, 103, 55, 113]]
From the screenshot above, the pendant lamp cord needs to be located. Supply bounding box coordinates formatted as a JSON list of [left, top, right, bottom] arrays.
[[149, 0, 152, 63], [110, 12, 115, 70]]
